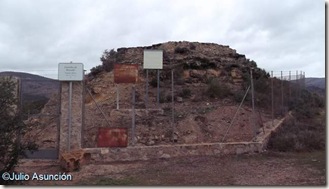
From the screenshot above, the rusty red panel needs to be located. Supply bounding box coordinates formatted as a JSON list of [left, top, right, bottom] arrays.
[[114, 64, 138, 84], [97, 128, 128, 147]]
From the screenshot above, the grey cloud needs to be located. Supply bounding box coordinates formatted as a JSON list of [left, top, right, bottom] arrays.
[[0, 0, 324, 78]]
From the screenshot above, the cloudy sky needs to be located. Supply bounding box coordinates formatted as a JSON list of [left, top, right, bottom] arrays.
[[0, 0, 325, 79]]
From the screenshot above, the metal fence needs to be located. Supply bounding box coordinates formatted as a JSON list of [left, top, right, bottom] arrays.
[[221, 70, 306, 142], [81, 69, 306, 147], [270, 71, 305, 117]]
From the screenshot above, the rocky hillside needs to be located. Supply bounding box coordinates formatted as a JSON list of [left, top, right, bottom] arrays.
[[85, 41, 274, 147], [26, 41, 275, 149], [90, 41, 262, 83]]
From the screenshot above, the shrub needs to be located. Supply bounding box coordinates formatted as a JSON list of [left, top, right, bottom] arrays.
[[224, 63, 240, 72], [149, 77, 158, 88], [254, 77, 270, 93], [268, 133, 296, 152], [288, 89, 324, 120], [0, 77, 38, 185], [175, 78, 185, 85], [174, 47, 189, 54], [159, 91, 166, 103], [179, 88, 192, 98], [166, 94, 172, 102], [267, 117, 325, 152], [89, 65, 103, 77], [205, 78, 231, 99], [233, 91, 245, 103], [100, 49, 117, 72], [159, 92, 172, 103], [189, 43, 196, 50]]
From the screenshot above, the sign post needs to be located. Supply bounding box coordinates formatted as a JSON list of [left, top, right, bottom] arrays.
[[132, 84, 136, 145], [143, 50, 163, 108], [58, 63, 84, 152], [113, 63, 139, 146], [157, 70, 160, 106], [68, 81, 72, 151], [145, 70, 149, 108], [116, 84, 119, 110], [250, 68, 256, 138]]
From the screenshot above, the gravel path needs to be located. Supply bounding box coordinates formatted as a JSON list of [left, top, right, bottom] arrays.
[[14, 151, 326, 186]]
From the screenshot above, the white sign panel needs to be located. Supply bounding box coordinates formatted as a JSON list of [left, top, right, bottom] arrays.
[[58, 63, 84, 81], [143, 50, 163, 69]]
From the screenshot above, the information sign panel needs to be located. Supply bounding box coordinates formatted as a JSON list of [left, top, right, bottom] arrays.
[[114, 64, 138, 83], [97, 128, 128, 147], [58, 63, 84, 81], [143, 50, 163, 69]]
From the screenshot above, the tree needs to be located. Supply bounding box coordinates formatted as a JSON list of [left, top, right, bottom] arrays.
[[100, 49, 118, 72], [0, 76, 37, 185]]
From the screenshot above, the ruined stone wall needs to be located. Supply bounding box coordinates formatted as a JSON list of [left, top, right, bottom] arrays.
[[114, 41, 247, 68], [85, 142, 263, 162], [83, 115, 287, 163]]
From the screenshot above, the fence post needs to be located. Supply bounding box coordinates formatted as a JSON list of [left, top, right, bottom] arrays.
[[157, 69, 160, 107], [296, 70, 299, 98], [271, 71, 274, 127], [289, 71, 291, 102], [303, 72, 306, 89], [145, 70, 148, 109], [171, 69, 175, 141], [132, 84, 136, 146], [68, 82, 72, 151], [116, 84, 119, 110], [281, 71, 284, 115], [250, 69, 256, 137]]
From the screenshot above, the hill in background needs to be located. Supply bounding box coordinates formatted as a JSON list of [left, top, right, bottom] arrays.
[[304, 77, 325, 97], [305, 77, 325, 89], [0, 71, 60, 116]]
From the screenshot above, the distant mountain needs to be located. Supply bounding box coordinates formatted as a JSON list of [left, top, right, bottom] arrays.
[[0, 71, 55, 81], [0, 72, 60, 115], [305, 77, 325, 89], [305, 77, 325, 97], [0, 71, 59, 98]]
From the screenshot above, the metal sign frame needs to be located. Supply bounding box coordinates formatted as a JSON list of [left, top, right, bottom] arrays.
[[97, 127, 128, 147], [58, 63, 84, 81], [143, 50, 163, 69], [114, 64, 139, 84]]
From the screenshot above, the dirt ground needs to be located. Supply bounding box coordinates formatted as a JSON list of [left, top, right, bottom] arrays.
[[14, 150, 326, 186]]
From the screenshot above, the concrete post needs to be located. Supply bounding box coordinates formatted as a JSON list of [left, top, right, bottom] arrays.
[[59, 81, 83, 155]]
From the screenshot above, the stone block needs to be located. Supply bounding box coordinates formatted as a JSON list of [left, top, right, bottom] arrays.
[[60, 149, 91, 172]]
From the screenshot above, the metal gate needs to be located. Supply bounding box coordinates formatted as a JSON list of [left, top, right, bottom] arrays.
[[19, 78, 60, 159]]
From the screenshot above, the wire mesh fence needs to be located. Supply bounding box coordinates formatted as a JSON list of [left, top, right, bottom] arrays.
[[81, 68, 307, 146], [270, 71, 305, 117]]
